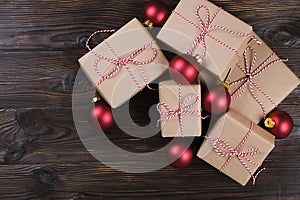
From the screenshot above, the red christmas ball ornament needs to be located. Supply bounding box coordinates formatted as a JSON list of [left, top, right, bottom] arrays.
[[142, 0, 170, 27], [166, 144, 193, 168], [90, 102, 114, 130], [169, 54, 199, 85], [264, 110, 293, 139], [203, 85, 231, 114]]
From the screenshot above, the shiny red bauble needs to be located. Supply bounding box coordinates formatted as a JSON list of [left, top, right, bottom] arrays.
[[90, 102, 114, 130], [142, 0, 170, 27], [169, 54, 199, 84], [166, 144, 193, 168], [265, 110, 293, 139], [203, 85, 231, 114]]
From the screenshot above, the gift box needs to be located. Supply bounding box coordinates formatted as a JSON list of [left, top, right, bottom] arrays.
[[157, 80, 202, 137], [197, 110, 275, 186], [78, 18, 169, 108], [226, 33, 300, 123], [157, 0, 257, 80]]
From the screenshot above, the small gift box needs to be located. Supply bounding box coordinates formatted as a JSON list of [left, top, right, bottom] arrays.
[[157, 0, 257, 80], [197, 110, 275, 186], [157, 80, 203, 137], [79, 18, 169, 108], [226, 33, 300, 123]]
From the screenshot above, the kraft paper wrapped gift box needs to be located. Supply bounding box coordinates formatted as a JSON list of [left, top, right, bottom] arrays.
[[226, 33, 300, 123], [157, 0, 257, 80], [79, 18, 169, 108], [197, 110, 275, 186], [157, 80, 202, 137]]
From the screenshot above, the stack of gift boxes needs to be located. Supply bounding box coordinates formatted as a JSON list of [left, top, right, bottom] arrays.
[[79, 0, 299, 186]]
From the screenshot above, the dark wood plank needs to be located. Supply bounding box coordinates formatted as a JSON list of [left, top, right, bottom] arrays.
[[0, 50, 298, 109], [0, 105, 170, 164], [0, 51, 81, 108], [0, 0, 298, 109], [0, 100, 299, 164], [0, 162, 299, 200], [0, 0, 298, 51]]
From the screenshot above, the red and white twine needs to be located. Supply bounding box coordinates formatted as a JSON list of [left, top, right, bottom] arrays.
[[157, 84, 206, 137], [230, 47, 287, 118], [86, 30, 158, 91], [173, 4, 261, 59], [206, 122, 265, 185]]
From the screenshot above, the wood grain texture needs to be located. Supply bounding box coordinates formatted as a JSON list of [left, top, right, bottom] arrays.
[[0, 163, 299, 200], [0, 0, 299, 199]]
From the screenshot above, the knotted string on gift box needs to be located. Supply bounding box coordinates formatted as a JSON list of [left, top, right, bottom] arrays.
[[157, 84, 208, 137], [205, 122, 265, 185], [229, 46, 288, 118], [86, 29, 158, 91], [173, 4, 261, 61]]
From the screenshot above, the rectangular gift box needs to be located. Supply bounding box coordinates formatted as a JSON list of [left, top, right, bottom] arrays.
[[227, 33, 300, 123], [157, 0, 254, 80], [78, 18, 169, 108], [158, 80, 202, 137], [197, 110, 275, 186]]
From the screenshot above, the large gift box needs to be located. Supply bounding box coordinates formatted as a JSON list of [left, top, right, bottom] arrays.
[[157, 80, 202, 137], [197, 110, 275, 186], [79, 18, 169, 108], [157, 0, 257, 80], [227, 33, 300, 123]]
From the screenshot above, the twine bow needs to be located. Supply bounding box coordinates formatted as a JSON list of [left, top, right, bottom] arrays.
[[157, 84, 206, 137], [86, 30, 158, 91], [230, 47, 287, 118], [206, 122, 265, 185], [173, 4, 261, 60]]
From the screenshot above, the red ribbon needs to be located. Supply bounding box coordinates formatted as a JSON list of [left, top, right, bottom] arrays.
[[173, 4, 261, 59], [230, 47, 287, 118], [157, 84, 206, 137], [206, 122, 265, 185], [86, 30, 158, 91]]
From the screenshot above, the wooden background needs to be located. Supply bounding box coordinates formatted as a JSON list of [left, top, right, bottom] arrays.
[[0, 0, 299, 199]]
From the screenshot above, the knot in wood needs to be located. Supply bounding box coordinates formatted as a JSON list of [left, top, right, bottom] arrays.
[[264, 26, 296, 47], [62, 72, 76, 91], [4, 142, 25, 163], [33, 167, 56, 186], [16, 109, 53, 136], [77, 35, 88, 48], [72, 194, 84, 200]]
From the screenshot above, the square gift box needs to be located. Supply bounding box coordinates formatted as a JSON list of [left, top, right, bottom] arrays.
[[79, 18, 169, 108], [157, 0, 257, 80], [226, 33, 300, 123], [197, 110, 275, 186], [157, 80, 202, 137]]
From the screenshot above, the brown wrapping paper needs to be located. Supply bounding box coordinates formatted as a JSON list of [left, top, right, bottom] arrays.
[[78, 18, 169, 108], [197, 110, 275, 186], [227, 33, 300, 123], [158, 80, 202, 137], [157, 0, 253, 80]]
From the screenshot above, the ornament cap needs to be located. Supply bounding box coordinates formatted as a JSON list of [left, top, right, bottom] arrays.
[[194, 54, 203, 64], [92, 96, 101, 103], [223, 82, 230, 90], [143, 20, 153, 28], [264, 117, 276, 128]]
